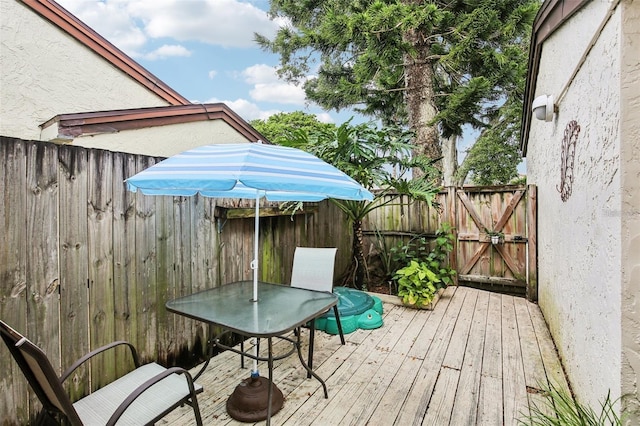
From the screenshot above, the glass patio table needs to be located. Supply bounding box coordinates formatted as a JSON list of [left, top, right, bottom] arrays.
[[165, 280, 338, 424]]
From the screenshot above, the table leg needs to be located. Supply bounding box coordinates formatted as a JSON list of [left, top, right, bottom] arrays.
[[333, 305, 346, 345], [294, 320, 329, 398], [240, 339, 245, 369], [194, 324, 215, 381], [267, 337, 274, 426], [307, 319, 315, 379]]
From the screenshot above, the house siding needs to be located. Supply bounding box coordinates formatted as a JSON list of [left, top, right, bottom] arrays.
[[620, 1, 640, 421], [71, 120, 253, 157], [1, 0, 171, 140], [526, 0, 623, 411]]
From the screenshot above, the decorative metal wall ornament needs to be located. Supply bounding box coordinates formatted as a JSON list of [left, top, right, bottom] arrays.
[[557, 120, 580, 202]]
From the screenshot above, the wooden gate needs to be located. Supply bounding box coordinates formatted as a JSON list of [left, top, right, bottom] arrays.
[[362, 184, 537, 299], [449, 185, 537, 298]]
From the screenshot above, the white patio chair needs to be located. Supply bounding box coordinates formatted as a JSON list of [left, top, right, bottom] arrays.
[[291, 247, 345, 345], [240, 247, 345, 375]]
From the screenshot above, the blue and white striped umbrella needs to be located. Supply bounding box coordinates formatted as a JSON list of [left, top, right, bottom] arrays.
[[126, 142, 373, 302], [126, 143, 373, 202]]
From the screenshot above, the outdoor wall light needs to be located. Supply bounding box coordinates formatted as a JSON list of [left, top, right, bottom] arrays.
[[532, 94, 556, 122]]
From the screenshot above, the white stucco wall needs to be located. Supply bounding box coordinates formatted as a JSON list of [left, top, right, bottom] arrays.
[[620, 1, 640, 422], [526, 1, 622, 410], [56, 120, 252, 158], [0, 0, 170, 140]]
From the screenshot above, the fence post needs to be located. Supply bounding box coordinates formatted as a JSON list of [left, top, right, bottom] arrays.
[[526, 184, 538, 302], [446, 186, 459, 286]]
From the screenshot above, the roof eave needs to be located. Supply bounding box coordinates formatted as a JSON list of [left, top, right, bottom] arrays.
[[41, 104, 269, 143], [19, 0, 190, 106]]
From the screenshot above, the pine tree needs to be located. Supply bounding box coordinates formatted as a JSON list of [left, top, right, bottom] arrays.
[[256, 0, 539, 184]]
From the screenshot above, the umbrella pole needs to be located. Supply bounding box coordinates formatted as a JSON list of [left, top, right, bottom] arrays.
[[252, 193, 259, 375], [252, 193, 259, 302]]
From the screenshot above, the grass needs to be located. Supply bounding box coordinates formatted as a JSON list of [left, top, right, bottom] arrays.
[[519, 382, 622, 426]]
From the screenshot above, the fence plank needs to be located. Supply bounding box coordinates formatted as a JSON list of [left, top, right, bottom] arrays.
[[112, 151, 138, 376], [0, 138, 30, 423], [58, 145, 90, 402], [88, 149, 116, 390], [175, 196, 197, 360], [190, 195, 214, 360], [156, 193, 175, 365], [135, 156, 158, 362], [25, 141, 60, 418]]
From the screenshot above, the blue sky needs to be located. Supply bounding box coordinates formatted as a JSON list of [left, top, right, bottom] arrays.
[[55, 0, 501, 170], [57, 0, 362, 124]]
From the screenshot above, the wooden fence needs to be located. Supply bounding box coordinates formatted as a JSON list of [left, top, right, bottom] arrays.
[[0, 137, 351, 424], [0, 137, 536, 424]]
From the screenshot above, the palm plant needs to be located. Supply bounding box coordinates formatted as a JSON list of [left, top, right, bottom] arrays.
[[281, 120, 440, 289]]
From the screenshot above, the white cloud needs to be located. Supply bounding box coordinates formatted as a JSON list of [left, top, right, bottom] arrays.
[[58, 0, 280, 53], [314, 112, 335, 124], [241, 64, 306, 105], [250, 83, 306, 105], [241, 64, 280, 85], [58, 0, 147, 56], [125, 0, 278, 49], [206, 97, 280, 121], [56, 0, 337, 123], [142, 44, 191, 60]]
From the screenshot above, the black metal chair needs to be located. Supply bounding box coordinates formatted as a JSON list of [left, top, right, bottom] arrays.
[[0, 320, 203, 425]]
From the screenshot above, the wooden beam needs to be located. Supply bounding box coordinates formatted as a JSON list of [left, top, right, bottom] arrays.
[[460, 243, 491, 276], [493, 190, 525, 233], [458, 274, 525, 288], [492, 244, 523, 278], [214, 205, 318, 220], [457, 191, 486, 231]]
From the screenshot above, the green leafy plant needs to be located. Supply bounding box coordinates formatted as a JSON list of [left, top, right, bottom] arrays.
[[390, 236, 429, 267], [426, 223, 456, 285], [394, 260, 440, 308], [390, 223, 456, 287], [519, 382, 623, 426]]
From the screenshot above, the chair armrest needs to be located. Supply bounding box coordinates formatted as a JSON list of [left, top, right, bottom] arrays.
[[106, 366, 199, 426], [60, 341, 140, 383]]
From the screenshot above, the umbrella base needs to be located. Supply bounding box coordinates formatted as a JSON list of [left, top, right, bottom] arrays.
[[226, 375, 284, 422]]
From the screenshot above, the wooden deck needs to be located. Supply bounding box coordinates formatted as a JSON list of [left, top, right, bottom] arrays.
[[160, 286, 569, 425]]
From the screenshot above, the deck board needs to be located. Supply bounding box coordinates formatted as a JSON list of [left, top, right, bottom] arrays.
[[449, 290, 489, 426], [159, 286, 566, 426], [477, 292, 504, 425], [501, 295, 529, 426]]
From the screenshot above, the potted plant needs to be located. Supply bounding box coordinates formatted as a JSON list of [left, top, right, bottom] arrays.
[[393, 260, 441, 309], [485, 228, 505, 245]]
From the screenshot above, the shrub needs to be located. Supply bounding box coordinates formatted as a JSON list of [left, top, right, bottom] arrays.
[[394, 260, 440, 308], [390, 222, 456, 286]]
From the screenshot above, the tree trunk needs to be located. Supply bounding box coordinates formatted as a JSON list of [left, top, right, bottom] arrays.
[[352, 219, 368, 290], [442, 134, 458, 186], [455, 152, 471, 186], [403, 24, 441, 179]]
